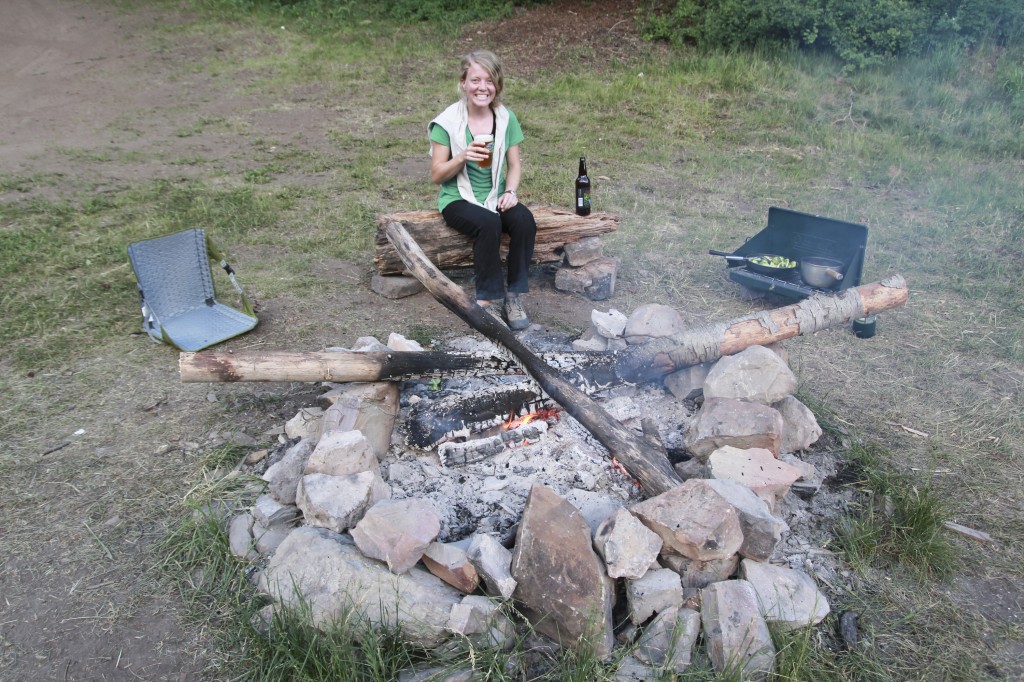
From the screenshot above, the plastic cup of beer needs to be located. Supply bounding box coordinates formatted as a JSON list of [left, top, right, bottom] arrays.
[[473, 134, 494, 168]]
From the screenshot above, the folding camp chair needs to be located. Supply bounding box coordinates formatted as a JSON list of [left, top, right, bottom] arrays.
[[127, 229, 258, 351]]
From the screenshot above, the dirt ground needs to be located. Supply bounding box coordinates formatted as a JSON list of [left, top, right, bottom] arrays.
[[0, 1, 652, 680]]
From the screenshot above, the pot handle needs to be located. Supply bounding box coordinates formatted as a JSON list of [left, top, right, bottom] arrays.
[[826, 269, 845, 281], [708, 250, 744, 260]]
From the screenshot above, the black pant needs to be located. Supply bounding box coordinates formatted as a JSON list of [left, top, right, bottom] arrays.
[[441, 200, 537, 301]]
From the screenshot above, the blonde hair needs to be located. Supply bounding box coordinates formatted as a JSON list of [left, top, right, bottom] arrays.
[[458, 50, 504, 107]]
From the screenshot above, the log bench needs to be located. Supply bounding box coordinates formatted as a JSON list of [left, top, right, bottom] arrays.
[[373, 205, 619, 276]]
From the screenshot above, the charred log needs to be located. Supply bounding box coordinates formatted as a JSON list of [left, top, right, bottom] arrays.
[[384, 219, 684, 496], [405, 382, 552, 449]]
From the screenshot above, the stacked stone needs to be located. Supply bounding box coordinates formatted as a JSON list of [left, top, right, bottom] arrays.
[[553, 236, 620, 301], [224, 327, 833, 680]]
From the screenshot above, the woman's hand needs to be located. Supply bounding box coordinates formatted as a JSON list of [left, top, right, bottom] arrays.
[[463, 140, 490, 165], [497, 189, 518, 212]]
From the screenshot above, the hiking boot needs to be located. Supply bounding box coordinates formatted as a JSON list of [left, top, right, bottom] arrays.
[[478, 300, 505, 327], [503, 294, 530, 331]]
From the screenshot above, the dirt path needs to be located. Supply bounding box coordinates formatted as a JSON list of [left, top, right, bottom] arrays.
[[1, 2, 247, 679]]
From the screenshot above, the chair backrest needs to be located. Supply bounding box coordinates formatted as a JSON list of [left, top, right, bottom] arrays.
[[128, 229, 215, 318]]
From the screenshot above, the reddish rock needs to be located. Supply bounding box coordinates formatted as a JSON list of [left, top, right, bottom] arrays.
[[351, 498, 441, 574], [630, 479, 744, 562], [511, 484, 615, 659], [708, 445, 803, 507], [684, 397, 785, 459], [422, 541, 480, 593]]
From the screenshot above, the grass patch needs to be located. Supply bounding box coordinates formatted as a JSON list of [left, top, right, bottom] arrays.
[[835, 442, 958, 579]]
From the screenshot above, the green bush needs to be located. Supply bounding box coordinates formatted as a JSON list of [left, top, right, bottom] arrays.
[[643, 0, 1024, 68]]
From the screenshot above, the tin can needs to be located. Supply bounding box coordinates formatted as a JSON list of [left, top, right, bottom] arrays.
[[852, 315, 877, 339]]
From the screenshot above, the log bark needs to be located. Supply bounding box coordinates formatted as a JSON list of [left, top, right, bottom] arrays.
[[181, 276, 908, 386], [179, 349, 524, 383], [614, 274, 909, 383], [384, 219, 683, 497], [374, 205, 618, 275]]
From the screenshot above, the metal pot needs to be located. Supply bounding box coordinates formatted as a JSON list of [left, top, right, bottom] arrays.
[[800, 257, 845, 288]]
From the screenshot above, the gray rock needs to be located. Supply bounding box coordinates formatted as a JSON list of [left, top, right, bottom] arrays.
[[591, 308, 628, 338], [701, 579, 775, 679], [593, 507, 663, 579], [564, 489, 622, 535], [259, 526, 463, 648], [317, 382, 400, 457], [635, 606, 701, 673], [613, 655, 657, 681], [630, 478, 744, 561], [660, 553, 739, 588], [304, 429, 379, 478], [626, 568, 684, 625], [664, 362, 712, 401], [351, 498, 441, 574], [739, 559, 830, 630], [370, 273, 424, 299], [252, 493, 301, 527], [466, 533, 517, 600], [296, 470, 390, 533], [554, 264, 592, 293], [673, 458, 709, 480], [387, 332, 425, 352], [703, 345, 797, 405], [253, 520, 294, 555], [773, 395, 823, 453], [684, 397, 785, 459], [572, 324, 609, 351], [351, 336, 390, 352], [422, 541, 480, 593], [583, 257, 619, 301], [262, 438, 316, 504], [228, 512, 255, 560], [624, 304, 685, 343], [285, 408, 323, 440], [511, 484, 615, 659], [447, 594, 515, 649], [705, 478, 788, 562], [563, 236, 604, 266]]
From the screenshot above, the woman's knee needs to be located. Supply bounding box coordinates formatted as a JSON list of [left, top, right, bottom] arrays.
[[504, 205, 537, 236]]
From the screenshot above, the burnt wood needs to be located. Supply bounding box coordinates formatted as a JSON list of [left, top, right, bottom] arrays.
[[179, 348, 620, 387], [384, 219, 683, 497], [373, 205, 618, 275]]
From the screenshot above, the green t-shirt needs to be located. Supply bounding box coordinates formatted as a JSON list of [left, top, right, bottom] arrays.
[[428, 109, 525, 212]]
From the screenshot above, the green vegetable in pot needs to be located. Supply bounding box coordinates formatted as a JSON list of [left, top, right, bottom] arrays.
[[749, 255, 796, 268]]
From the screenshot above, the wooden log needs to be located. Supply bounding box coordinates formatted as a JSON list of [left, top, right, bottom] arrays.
[[384, 219, 683, 497], [181, 276, 907, 387], [179, 348, 622, 389], [615, 274, 909, 384], [179, 349, 523, 383], [374, 205, 618, 275]]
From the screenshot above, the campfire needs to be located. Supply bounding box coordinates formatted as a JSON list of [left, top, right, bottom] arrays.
[[181, 222, 909, 675]]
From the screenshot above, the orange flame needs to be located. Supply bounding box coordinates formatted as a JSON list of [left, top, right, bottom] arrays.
[[503, 407, 561, 430]]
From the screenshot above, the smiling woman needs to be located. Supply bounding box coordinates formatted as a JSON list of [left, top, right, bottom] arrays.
[[427, 50, 538, 331]]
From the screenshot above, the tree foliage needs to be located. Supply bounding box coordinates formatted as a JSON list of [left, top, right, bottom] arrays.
[[643, 0, 1024, 68]]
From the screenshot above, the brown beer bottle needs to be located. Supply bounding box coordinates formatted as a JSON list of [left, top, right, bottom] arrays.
[[575, 156, 591, 216]]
